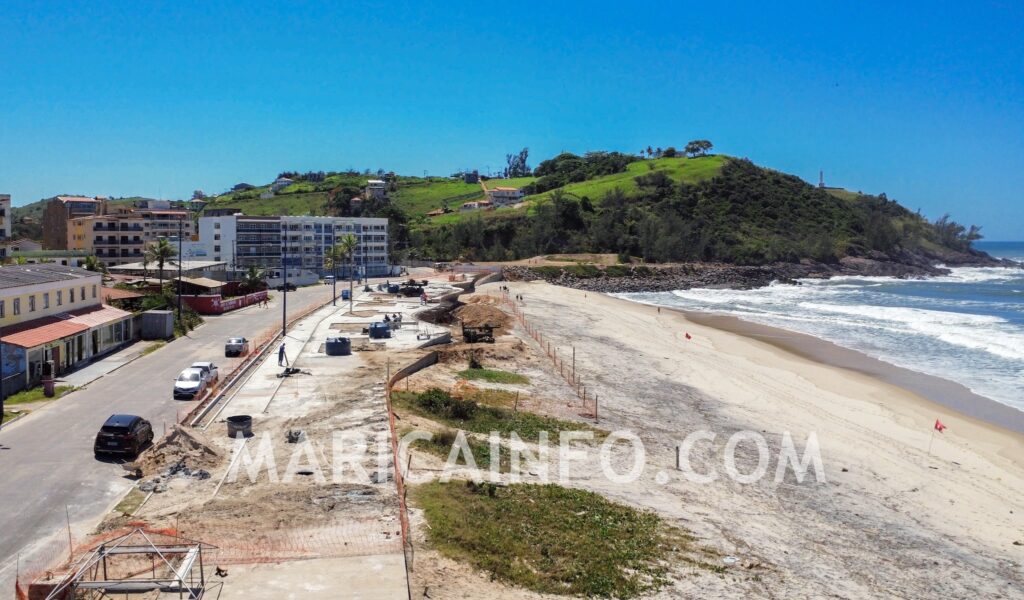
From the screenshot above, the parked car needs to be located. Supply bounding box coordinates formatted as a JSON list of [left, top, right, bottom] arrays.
[[275, 282, 297, 291], [191, 361, 219, 385], [94, 414, 153, 458], [225, 337, 250, 357], [173, 367, 207, 399], [323, 275, 335, 284]]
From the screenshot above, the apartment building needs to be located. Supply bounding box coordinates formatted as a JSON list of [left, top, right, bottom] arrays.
[[0, 264, 133, 397], [41, 196, 104, 250], [0, 194, 11, 241], [193, 214, 390, 277], [67, 207, 194, 266]]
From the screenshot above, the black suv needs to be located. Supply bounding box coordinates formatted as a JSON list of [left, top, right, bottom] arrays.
[[94, 414, 153, 458]]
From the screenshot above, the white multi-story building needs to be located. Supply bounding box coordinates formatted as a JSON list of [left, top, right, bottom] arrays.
[[192, 214, 391, 277]]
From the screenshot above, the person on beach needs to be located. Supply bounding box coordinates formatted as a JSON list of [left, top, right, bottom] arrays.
[[278, 343, 288, 367]]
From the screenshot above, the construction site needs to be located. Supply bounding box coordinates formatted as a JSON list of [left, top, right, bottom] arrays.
[[20, 267, 984, 599]]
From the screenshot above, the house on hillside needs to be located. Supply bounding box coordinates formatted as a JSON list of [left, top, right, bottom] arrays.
[[271, 177, 294, 193], [485, 187, 524, 207], [460, 200, 493, 212], [463, 171, 480, 184], [365, 180, 388, 201]]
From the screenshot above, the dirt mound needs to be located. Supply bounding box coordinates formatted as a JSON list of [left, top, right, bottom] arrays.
[[131, 425, 224, 476], [453, 303, 510, 330]]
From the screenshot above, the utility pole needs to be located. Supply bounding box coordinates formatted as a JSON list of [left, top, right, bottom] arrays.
[[176, 217, 183, 322], [282, 228, 288, 336]]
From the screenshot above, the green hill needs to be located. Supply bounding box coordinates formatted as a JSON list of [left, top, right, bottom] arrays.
[[409, 157, 986, 266]]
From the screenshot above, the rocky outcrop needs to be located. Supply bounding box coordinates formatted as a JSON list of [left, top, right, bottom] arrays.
[[502, 249, 1018, 294]]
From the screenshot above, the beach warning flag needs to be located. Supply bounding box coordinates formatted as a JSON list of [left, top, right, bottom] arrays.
[[934, 419, 947, 433], [685, 332, 692, 340]]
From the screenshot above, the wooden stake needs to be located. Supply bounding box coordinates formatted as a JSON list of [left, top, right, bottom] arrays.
[[65, 505, 73, 561]]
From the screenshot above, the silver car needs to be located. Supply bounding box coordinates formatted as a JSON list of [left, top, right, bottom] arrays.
[[173, 368, 207, 399]]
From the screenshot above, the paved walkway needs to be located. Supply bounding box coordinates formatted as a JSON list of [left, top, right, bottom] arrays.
[[58, 340, 160, 388]]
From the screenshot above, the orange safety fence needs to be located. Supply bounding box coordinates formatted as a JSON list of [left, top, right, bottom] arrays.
[[490, 289, 600, 420]]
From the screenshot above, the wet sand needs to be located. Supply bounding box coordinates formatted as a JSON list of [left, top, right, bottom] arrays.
[[683, 310, 1024, 435]]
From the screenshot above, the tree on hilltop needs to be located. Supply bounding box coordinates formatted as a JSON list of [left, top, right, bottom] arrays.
[[684, 140, 713, 157], [504, 148, 531, 178]]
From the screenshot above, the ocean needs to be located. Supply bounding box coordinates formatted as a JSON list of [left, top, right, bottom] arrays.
[[618, 241, 1024, 411]]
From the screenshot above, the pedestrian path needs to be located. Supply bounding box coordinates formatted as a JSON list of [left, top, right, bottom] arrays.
[[58, 340, 160, 388]]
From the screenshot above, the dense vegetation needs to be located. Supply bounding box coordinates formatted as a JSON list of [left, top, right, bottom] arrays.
[[410, 158, 984, 265], [527, 151, 639, 194]]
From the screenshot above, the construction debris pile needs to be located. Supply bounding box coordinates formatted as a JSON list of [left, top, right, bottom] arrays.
[[453, 296, 510, 331], [132, 425, 223, 477]]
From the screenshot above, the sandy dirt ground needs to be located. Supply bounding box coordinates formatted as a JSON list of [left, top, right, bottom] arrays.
[[402, 281, 1024, 599]]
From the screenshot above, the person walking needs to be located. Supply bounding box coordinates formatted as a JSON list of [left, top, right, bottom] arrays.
[[278, 342, 289, 367]]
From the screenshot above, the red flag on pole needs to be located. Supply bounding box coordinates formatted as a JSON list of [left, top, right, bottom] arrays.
[[934, 419, 947, 433], [684, 332, 692, 340]]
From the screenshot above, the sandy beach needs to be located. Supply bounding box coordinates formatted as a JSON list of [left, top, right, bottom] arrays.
[[482, 279, 1024, 598]]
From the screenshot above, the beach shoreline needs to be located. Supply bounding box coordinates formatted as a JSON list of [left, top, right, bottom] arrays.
[[481, 278, 1024, 597], [677, 307, 1024, 436]]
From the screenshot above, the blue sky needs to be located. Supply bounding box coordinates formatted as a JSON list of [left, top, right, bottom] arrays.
[[1, 1, 1022, 239]]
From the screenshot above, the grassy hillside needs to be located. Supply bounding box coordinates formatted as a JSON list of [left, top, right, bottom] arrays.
[[527, 155, 725, 203], [391, 178, 484, 215], [409, 157, 982, 265]]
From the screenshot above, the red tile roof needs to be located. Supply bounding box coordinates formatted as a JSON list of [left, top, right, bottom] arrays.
[[1, 318, 89, 348], [68, 304, 132, 327], [0, 304, 132, 348], [101, 286, 144, 301]]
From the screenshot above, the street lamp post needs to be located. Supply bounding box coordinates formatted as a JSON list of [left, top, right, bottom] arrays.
[[176, 218, 183, 323], [282, 231, 288, 336]]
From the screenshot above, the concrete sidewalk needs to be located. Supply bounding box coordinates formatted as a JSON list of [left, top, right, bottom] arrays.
[[58, 340, 160, 388]]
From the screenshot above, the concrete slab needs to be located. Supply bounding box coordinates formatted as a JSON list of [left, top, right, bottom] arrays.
[[217, 555, 409, 600]]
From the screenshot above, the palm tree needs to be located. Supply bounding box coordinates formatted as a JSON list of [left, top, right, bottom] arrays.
[[324, 244, 344, 306], [145, 238, 177, 289], [82, 255, 107, 274], [141, 253, 151, 282], [240, 265, 265, 292], [336, 234, 359, 313]]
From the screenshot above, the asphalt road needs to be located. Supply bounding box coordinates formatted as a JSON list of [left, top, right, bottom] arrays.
[[0, 284, 335, 592]]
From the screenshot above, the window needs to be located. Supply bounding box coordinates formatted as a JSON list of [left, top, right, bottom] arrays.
[[81, 286, 86, 301], [29, 295, 36, 312], [13, 298, 20, 316], [92, 285, 97, 299], [214, 222, 221, 229], [214, 245, 221, 252], [43, 292, 50, 309], [70, 288, 75, 303], [0, 300, 5, 318], [57, 290, 63, 306], [214, 234, 221, 240]]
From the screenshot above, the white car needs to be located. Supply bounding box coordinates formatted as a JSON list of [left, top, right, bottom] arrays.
[[174, 368, 207, 399], [191, 361, 220, 384]]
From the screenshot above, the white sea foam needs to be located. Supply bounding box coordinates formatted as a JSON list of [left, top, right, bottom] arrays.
[[621, 270, 1024, 410]]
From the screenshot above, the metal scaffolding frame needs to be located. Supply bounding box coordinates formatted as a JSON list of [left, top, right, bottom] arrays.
[[43, 528, 218, 600]]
